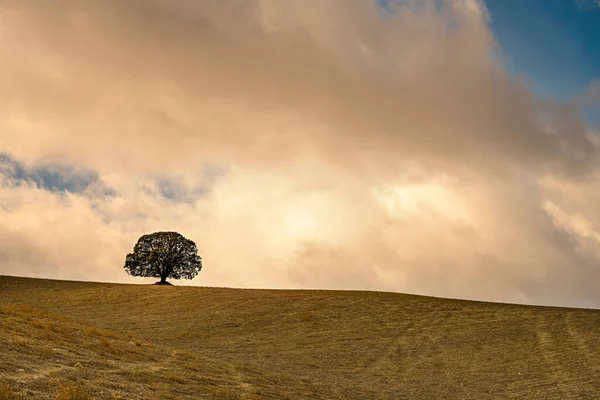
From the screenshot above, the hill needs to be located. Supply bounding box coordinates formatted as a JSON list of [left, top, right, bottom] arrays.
[[1, 275, 600, 399]]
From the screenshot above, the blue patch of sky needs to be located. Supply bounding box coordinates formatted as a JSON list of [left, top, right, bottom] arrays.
[[155, 163, 228, 204], [0, 153, 115, 196], [156, 178, 207, 202], [376, 0, 447, 15], [375, 1, 600, 125], [484, 0, 600, 124], [0, 151, 227, 224]]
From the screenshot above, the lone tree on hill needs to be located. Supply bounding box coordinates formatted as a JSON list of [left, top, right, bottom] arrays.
[[124, 231, 202, 285]]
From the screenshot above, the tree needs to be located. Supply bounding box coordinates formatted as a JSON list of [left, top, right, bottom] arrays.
[[124, 231, 202, 285]]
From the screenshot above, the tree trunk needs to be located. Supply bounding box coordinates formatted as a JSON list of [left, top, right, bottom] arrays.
[[159, 266, 171, 284]]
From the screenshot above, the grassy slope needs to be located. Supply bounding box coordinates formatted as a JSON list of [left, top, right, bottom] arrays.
[[0, 304, 276, 400], [2, 276, 600, 399]]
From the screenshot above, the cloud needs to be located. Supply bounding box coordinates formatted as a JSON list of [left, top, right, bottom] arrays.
[[0, 0, 599, 307], [575, 81, 600, 126], [583, 81, 600, 104]]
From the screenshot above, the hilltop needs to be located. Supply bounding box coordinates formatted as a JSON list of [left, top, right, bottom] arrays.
[[2, 275, 600, 399]]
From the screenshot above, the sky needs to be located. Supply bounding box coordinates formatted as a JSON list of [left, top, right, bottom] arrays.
[[1, 0, 600, 308], [485, 0, 600, 124]]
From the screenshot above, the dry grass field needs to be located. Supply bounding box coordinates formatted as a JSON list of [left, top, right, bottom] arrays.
[[2, 275, 600, 399]]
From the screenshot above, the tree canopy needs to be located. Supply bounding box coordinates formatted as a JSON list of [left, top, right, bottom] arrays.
[[124, 231, 202, 285]]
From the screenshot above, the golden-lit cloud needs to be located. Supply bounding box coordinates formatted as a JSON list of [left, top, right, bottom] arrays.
[[1, 0, 599, 307]]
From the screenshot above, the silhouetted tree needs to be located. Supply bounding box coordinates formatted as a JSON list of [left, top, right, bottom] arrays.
[[124, 231, 202, 285]]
